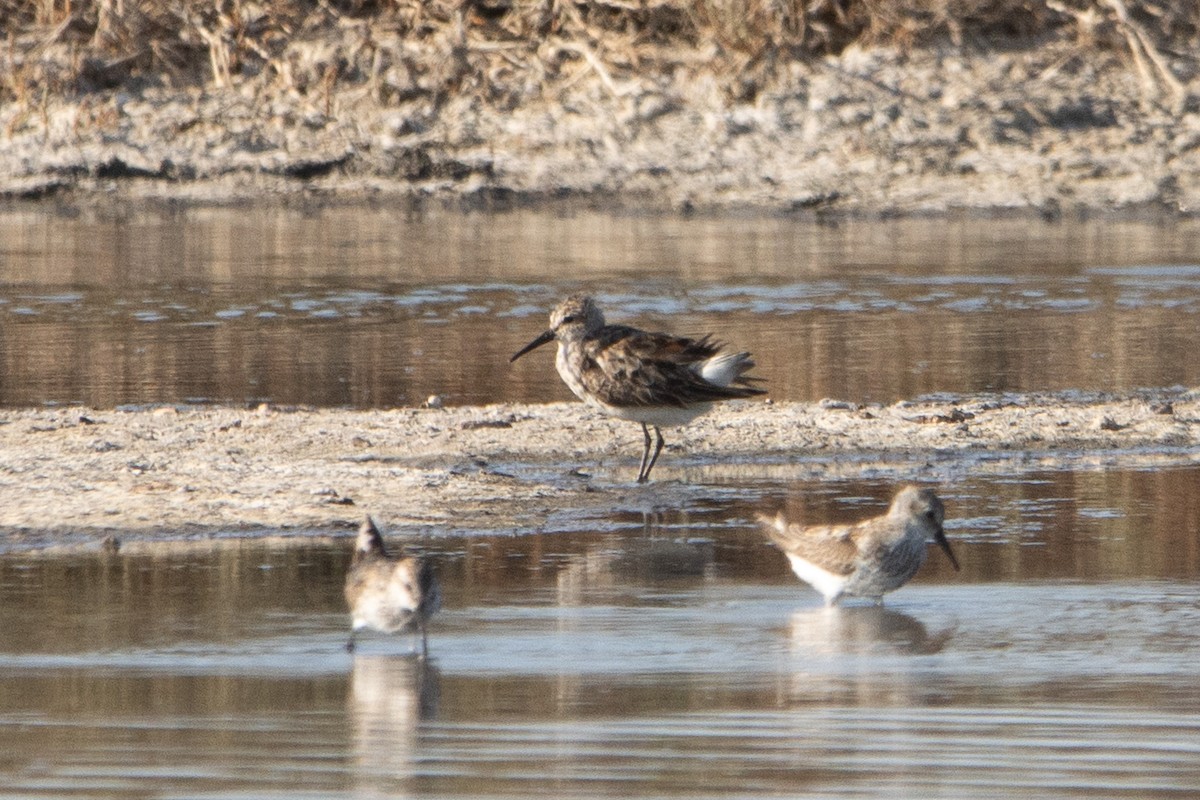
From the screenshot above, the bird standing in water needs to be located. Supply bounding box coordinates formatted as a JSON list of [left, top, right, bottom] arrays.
[[510, 294, 766, 482], [760, 486, 960, 605], [344, 516, 441, 656]]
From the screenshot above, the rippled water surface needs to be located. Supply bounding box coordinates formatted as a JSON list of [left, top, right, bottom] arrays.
[[4, 208, 1200, 796], [2, 208, 1200, 406], [3, 466, 1200, 798]]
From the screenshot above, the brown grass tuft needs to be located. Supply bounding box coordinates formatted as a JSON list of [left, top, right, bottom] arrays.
[[1, 1, 1197, 110]]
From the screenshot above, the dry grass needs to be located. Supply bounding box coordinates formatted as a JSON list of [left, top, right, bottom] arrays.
[[1, 1, 1196, 108]]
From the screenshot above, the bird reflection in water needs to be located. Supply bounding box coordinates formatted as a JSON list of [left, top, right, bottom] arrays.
[[348, 654, 441, 790], [788, 605, 955, 658], [778, 606, 959, 728], [555, 535, 714, 603]]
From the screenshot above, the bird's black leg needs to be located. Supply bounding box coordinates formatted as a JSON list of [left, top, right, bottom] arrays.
[[346, 631, 357, 653], [636, 423, 653, 482], [640, 426, 666, 483]]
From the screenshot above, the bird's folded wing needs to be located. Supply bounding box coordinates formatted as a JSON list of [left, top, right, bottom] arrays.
[[582, 328, 751, 407], [759, 514, 860, 576]]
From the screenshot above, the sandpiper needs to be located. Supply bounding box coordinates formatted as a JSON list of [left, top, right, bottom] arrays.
[[344, 516, 441, 656], [510, 294, 766, 482], [759, 485, 960, 605]]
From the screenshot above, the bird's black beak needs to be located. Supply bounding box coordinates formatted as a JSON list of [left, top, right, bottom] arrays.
[[933, 526, 960, 571], [509, 329, 556, 362]]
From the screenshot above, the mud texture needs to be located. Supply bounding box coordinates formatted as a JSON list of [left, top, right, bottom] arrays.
[[3, 388, 1199, 552]]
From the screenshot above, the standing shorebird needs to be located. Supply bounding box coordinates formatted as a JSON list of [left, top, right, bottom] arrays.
[[759, 486, 960, 606], [509, 294, 766, 482], [344, 516, 441, 656]]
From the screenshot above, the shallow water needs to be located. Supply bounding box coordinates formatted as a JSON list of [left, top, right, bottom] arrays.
[[4, 208, 1200, 796], [3, 465, 1200, 798], [2, 208, 1200, 407]]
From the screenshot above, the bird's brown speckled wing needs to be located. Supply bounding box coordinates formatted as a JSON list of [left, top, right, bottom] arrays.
[[578, 326, 763, 408], [763, 517, 863, 577]]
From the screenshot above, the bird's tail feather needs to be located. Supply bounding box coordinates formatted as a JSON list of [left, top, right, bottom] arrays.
[[701, 350, 758, 387]]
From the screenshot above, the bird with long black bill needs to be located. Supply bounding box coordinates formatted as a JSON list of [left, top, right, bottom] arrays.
[[510, 294, 766, 482], [760, 485, 961, 605]]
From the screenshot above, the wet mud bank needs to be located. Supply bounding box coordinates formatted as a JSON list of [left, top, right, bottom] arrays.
[[3, 388, 1199, 553]]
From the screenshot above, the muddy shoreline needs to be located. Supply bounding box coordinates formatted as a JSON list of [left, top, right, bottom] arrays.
[[5, 32, 1200, 217], [3, 388, 1198, 553]]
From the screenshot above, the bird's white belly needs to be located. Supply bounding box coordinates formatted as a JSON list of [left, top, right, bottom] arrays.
[[786, 554, 850, 604], [599, 401, 710, 428], [353, 591, 417, 633]]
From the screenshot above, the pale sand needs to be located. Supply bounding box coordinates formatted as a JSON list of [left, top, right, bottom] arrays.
[[2, 389, 1198, 552]]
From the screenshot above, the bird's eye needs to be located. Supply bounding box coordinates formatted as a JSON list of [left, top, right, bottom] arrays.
[[562, 315, 578, 323]]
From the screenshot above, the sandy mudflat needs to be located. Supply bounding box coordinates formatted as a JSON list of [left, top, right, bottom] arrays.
[[2, 389, 1198, 552]]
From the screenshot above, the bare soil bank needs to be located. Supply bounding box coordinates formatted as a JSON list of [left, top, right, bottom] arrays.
[[3, 4, 1200, 215], [3, 389, 1198, 552]]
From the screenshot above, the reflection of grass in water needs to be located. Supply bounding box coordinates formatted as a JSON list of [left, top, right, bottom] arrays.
[[1, 1, 1195, 110]]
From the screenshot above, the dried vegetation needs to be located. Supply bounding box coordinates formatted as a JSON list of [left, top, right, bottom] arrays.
[[2, 1, 1196, 111], [3, 2, 1199, 211]]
